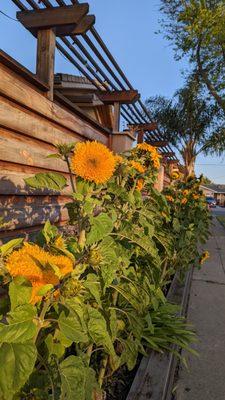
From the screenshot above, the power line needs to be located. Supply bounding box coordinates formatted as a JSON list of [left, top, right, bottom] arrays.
[[196, 164, 225, 166], [0, 9, 18, 22]]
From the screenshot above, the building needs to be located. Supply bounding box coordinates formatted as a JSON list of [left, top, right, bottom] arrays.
[[200, 184, 225, 206]]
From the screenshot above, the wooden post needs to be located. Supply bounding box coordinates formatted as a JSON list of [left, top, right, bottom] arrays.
[[113, 102, 120, 132], [137, 129, 144, 144], [36, 28, 56, 101]]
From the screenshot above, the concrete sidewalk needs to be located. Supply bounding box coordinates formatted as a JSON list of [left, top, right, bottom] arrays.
[[176, 218, 225, 400]]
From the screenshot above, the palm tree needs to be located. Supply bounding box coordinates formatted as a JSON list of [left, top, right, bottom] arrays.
[[146, 79, 225, 176]]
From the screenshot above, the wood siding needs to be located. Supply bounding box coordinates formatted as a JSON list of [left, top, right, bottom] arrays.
[[0, 55, 110, 239]]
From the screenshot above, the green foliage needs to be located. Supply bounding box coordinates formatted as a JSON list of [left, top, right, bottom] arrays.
[[145, 77, 225, 175], [25, 172, 67, 191], [0, 143, 210, 399], [159, 0, 225, 116]]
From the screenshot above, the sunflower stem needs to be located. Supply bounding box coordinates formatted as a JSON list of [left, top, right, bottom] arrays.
[[65, 156, 76, 192]]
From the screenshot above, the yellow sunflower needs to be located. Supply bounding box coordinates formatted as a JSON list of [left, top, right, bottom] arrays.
[[136, 143, 155, 153], [171, 171, 180, 180], [71, 141, 116, 184], [6, 243, 73, 304], [199, 251, 210, 265], [136, 178, 144, 191], [193, 193, 200, 200], [114, 155, 124, 165], [136, 143, 161, 169], [130, 160, 146, 174], [181, 197, 188, 205], [165, 195, 174, 202]]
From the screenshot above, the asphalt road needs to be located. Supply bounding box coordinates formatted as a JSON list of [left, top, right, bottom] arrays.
[[211, 206, 225, 216]]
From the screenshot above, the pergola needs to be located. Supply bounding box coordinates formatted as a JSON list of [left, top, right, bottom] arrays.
[[11, 0, 178, 163]]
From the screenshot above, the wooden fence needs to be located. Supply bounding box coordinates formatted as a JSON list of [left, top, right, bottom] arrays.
[[0, 51, 110, 239]]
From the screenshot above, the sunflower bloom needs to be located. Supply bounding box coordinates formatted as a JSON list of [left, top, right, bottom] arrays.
[[6, 243, 73, 304], [71, 141, 116, 184], [165, 195, 174, 202], [171, 171, 180, 180], [183, 190, 189, 196], [130, 160, 146, 174], [199, 251, 210, 265], [136, 179, 144, 191], [136, 143, 161, 169], [114, 155, 124, 165], [181, 197, 188, 205], [193, 194, 200, 200]]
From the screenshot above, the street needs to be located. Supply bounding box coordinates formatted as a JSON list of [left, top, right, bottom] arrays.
[[211, 206, 225, 216]]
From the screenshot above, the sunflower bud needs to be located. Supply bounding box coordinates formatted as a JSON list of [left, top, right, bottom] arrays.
[[61, 278, 84, 298], [88, 248, 103, 267]]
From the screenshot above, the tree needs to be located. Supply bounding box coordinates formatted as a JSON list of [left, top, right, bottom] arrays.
[[201, 175, 212, 184], [146, 79, 225, 176], [159, 0, 225, 114]]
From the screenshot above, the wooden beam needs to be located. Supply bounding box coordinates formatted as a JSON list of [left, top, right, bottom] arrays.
[[161, 152, 175, 158], [17, 4, 89, 37], [128, 122, 157, 131], [56, 15, 95, 36], [147, 140, 168, 147], [113, 102, 121, 132], [36, 28, 56, 101], [97, 90, 140, 104], [166, 159, 179, 165]]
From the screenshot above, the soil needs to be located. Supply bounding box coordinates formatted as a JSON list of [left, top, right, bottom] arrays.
[[104, 355, 142, 400]]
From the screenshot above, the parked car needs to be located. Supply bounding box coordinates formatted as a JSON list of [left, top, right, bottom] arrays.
[[206, 197, 217, 208]]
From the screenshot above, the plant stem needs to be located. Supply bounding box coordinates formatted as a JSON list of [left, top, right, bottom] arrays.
[[86, 344, 93, 365], [65, 156, 76, 192], [34, 298, 51, 343], [78, 229, 86, 248], [98, 355, 108, 388]]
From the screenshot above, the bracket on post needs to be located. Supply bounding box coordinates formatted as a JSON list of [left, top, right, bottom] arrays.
[[17, 4, 94, 101]]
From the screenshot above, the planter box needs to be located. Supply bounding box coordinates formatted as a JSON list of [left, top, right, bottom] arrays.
[[127, 268, 193, 400]]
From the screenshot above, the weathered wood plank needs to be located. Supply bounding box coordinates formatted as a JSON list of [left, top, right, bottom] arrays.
[[36, 28, 56, 100], [0, 49, 49, 92], [0, 63, 109, 143], [0, 195, 69, 231], [0, 128, 68, 172], [0, 95, 84, 146], [0, 220, 67, 242], [97, 90, 140, 105], [17, 4, 89, 36], [0, 161, 72, 195]]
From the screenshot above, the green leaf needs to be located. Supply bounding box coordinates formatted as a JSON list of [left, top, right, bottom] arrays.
[[121, 338, 139, 371], [0, 238, 23, 257], [46, 153, 62, 159], [25, 172, 67, 191], [41, 220, 58, 244], [0, 342, 37, 400], [58, 311, 88, 343], [59, 356, 99, 400], [37, 284, 54, 296], [83, 274, 102, 307], [45, 334, 65, 359], [0, 305, 37, 343], [87, 307, 117, 359], [9, 277, 32, 310], [86, 214, 114, 245]]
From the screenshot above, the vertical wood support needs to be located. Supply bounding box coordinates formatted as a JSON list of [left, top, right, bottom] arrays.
[[113, 102, 120, 132], [36, 28, 56, 101], [137, 129, 144, 144]]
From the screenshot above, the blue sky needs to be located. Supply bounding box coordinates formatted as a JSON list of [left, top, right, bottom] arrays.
[[1, 0, 225, 182]]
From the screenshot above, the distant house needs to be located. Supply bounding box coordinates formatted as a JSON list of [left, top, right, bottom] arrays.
[[200, 184, 225, 206]]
